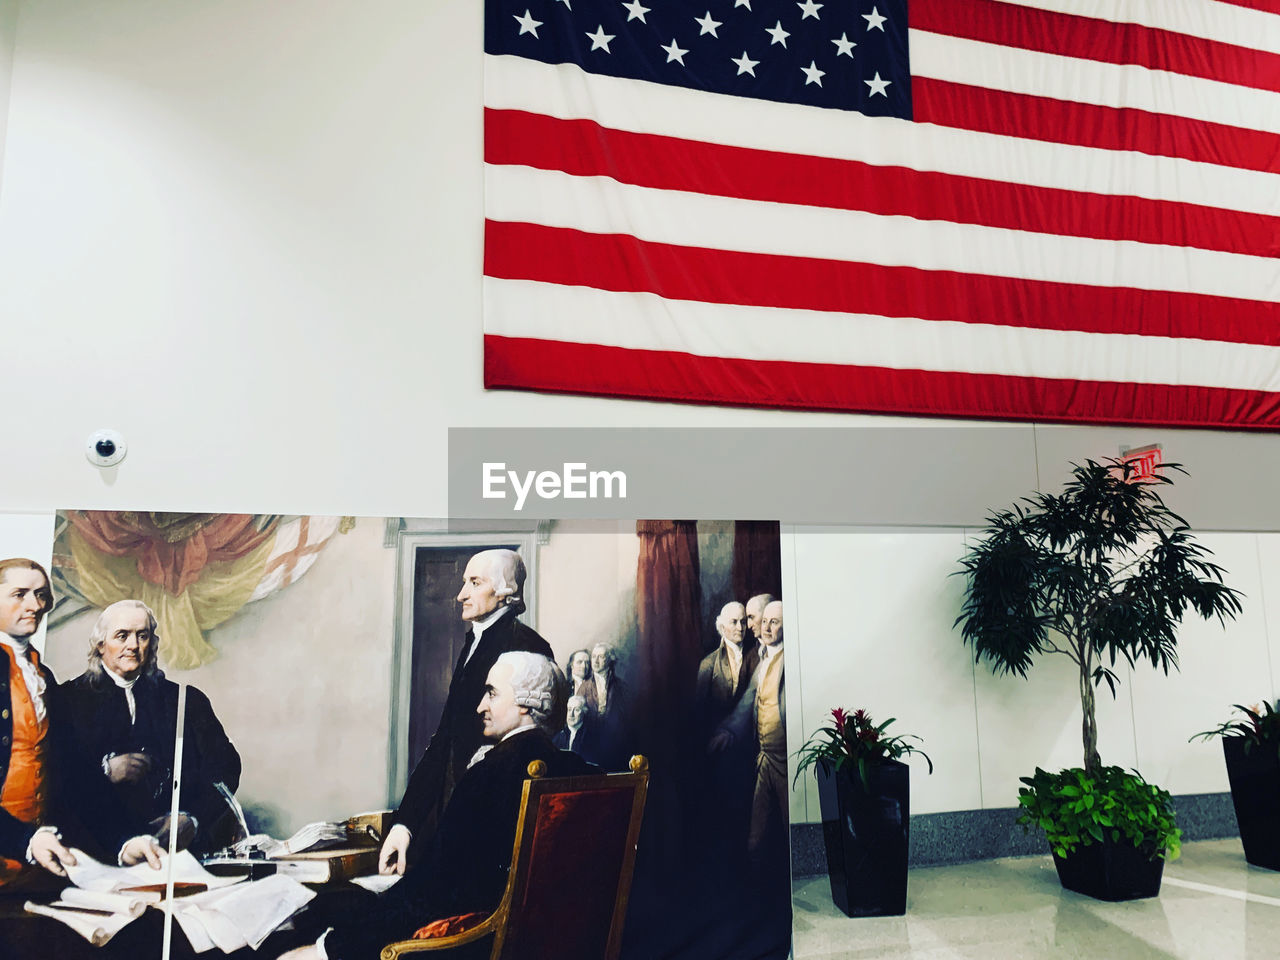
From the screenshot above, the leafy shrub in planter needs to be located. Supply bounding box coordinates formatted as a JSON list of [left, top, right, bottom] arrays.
[[793, 707, 932, 790], [1018, 766, 1181, 860], [1191, 700, 1280, 871], [1192, 700, 1280, 759], [956, 459, 1242, 778]]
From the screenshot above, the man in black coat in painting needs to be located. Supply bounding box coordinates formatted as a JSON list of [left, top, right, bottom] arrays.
[[275, 651, 594, 960], [379, 549, 553, 874], [58, 599, 242, 863]]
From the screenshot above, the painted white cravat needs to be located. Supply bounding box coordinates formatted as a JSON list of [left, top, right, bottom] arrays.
[[104, 666, 140, 724], [462, 606, 511, 666]]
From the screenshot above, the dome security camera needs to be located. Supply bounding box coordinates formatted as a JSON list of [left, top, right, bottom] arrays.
[[86, 429, 127, 468]]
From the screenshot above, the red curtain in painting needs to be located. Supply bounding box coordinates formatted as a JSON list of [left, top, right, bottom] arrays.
[[634, 520, 702, 866], [732, 521, 782, 603], [635, 520, 702, 729], [65, 511, 277, 595]]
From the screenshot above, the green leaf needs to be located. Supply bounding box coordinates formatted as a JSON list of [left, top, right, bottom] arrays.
[[1011, 766, 1180, 859]]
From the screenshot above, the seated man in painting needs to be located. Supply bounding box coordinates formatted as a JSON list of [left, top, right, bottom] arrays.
[[553, 694, 599, 764], [59, 599, 242, 864], [277, 651, 595, 960]]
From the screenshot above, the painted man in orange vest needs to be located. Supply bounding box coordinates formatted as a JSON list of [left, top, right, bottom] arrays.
[[0, 558, 78, 885]]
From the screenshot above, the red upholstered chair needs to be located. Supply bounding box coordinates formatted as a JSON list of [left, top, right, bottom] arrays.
[[380, 755, 650, 960]]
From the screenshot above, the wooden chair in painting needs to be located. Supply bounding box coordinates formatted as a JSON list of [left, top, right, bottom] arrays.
[[380, 755, 650, 960]]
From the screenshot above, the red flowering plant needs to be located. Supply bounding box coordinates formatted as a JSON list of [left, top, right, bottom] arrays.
[[793, 707, 933, 790], [1191, 700, 1280, 760]]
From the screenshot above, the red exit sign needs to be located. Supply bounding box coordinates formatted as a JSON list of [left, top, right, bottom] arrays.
[[1120, 444, 1163, 481]]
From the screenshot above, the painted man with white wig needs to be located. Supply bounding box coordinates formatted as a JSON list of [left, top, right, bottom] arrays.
[[696, 601, 759, 723], [552, 694, 599, 763], [744, 593, 775, 650], [277, 652, 594, 960], [381, 549, 553, 875]]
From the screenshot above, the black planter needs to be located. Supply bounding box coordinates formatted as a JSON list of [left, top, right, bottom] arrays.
[[1223, 737, 1280, 871], [1051, 838, 1164, 901], [815, 758, 909, 917]]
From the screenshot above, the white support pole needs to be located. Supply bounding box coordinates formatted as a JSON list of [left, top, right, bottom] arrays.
[[161, 682, 188, 960]]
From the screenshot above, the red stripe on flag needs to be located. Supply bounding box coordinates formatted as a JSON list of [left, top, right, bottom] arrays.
[[485, 221, 1280, 345], [484, 335, 1280, 429], [486, 110, 1279, 259], [912, 78, 1280, 180], [913, 0, 1280, 95]]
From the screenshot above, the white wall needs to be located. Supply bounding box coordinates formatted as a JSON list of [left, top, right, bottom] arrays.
[[0, 0, 17, 187], [0, 0, 909, 521], [536, 520, 640, 668], [0, 510, 56, 656], [785, 525, 1277, 823]]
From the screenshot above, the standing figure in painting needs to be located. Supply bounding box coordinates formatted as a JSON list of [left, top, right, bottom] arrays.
[[744, 593, 775, 650], [576, 642, 632, 770], [696, 601, 760, 870], [59, 599, 242, 864], [563, 648, 591, 699], [276, 652, 593, 960], [708, 598, 790, 948], [380, 549, 552, 874], [746, 600, 786, 869], [0, 559, 79, 885], [577, 643, 628, 720], [695, 601, 758, 725], [712, 600, 787, 874]]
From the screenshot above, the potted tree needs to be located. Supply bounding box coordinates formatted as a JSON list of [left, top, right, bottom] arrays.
[[956, 459, 1242, 901], [794, 707, 932, 917], [1193, 701, 1280, 871]]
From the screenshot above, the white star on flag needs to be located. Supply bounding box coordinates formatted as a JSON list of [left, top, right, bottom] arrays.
[[864, 71, 891, 96], [765, 21, 790, 47], [586, 25, 616, 52], [695, 11, 723, 37], [661, 38, 688, 65], [797, 0, 823, 20], [622, 0, 650, 23], [735, 0, 752, 8], [732, 51, 760, 76], [513, 9, 542, 37], [831, 33, 855, 57], [801, 60, 825, 86], [863, 6, 887, 31]]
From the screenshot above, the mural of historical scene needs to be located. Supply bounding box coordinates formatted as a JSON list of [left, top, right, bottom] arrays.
[[0, 514, 787, 959]]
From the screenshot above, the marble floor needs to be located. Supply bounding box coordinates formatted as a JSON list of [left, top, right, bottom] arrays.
[[792, 838, 1280, 959]]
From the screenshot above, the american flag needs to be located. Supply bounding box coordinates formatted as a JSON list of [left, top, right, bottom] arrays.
[[482, 0, 1280, 428]]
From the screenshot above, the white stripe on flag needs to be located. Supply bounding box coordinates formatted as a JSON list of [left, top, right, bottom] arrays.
[[912, 30, 1280, 135], [484, 277, 1280, 391], [486, 164, 1280, 303], [1003, 0, 1280, 54], [484, 56, 1280, 216]]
